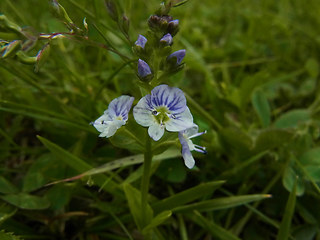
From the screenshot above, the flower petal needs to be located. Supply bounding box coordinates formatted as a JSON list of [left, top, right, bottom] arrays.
[[179, 132, 195, 169], [108, 95, 134, 120], [165, 107, 194, 132], [148, 124, 165, 141], [133, 95, 155, 127], [183, 124, 199, 137], [151, 84, 187, 114]]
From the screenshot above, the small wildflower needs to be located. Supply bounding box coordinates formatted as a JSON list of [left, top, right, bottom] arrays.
[[137, 59, 152, 79], [160, 33, 173, 45], [133, 84, 193, 141], [178, 124, 207, 169], [167, 49, 186, 65], [91, 95, 134, 138], [135, 35, 147, 49]]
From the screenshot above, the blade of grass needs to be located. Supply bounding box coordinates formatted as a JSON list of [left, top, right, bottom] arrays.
[[191, 211, 241, 240], [172, 194, 271, 213], [276, 178, 297, 240], [152, 180, 225, 213]]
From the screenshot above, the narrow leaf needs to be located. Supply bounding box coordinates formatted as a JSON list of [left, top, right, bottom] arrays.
[[123, 184, 153, 230], [142, 210, 172, 233], [0, 176, 19, 194], [1, 193, 50, 210], [252, 89, 271, 127], [276, 178, 297, 240], [172, 194, 271, 213], [191, 211, 241, 240], [153, 180, 225, 213]]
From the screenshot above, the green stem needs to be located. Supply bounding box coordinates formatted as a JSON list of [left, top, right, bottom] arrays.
[[140, 132, 153, 228]]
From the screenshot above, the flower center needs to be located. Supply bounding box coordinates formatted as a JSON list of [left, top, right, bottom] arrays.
[[152, 106, 171, 125]]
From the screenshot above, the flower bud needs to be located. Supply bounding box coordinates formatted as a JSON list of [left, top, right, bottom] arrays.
[[167, 49, 186, 65], [160, 33, 173, 46], [148, 15, 173, 33], [1, 40, 22, 58], [105, 0, 119, 22], [135, 35, 147, 49], [167, 19, 179, 36], [34, 43, 50, 72], [137, 59, 153, 81], [121, 15, 130, 35]]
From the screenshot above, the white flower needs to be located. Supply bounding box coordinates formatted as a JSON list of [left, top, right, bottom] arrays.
[[178, 124, 206, 169], [92, 95, 134, 138], [133, 84, 193, 141]]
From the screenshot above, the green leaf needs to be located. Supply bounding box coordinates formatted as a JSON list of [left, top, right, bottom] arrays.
[[1, 193, 50, 210], [0, 176, 18, 194], [219, 127, 253, 157], [299, 147, 320, 182], [172, 194, 271, 213], [253, 129, 294, 153], [153, 180, 225, 213], [305, 58, 319, 78], [142, 210, 172, 233], [276, 178, 296, 240], [274, 109, 310, 129], [37, 136, 120, 194], [45, 184, 72, 210], [155, 157, 187, 183], [23, 154, 68, 192], [282, 163, 305, 196], [0, 230, 23, 240], [123, 184, 153, 230], [192, 211, 241, 240], [252, 89, 271, 127]]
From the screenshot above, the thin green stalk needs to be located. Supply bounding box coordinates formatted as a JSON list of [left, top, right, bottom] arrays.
[[185, 93, 222, 130], [140, 132, 153, 228]]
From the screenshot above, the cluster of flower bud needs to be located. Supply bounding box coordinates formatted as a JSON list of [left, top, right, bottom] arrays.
[[134, 12, 185, 82]]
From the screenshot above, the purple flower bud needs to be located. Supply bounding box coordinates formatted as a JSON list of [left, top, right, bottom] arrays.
[[138, 59, 152, 78], [169, 19, 179, 26], [160, 33, 173, 45], [167, 49, 186, 65], [135, 35, 147, 49], [168, 19, 179, 36]]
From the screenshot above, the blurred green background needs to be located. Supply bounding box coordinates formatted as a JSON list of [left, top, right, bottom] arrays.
[[1, 0, 320, 239]]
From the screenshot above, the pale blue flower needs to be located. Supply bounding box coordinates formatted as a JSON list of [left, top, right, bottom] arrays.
[[135, 35, 147, 48], [178, 124, 206, 169], [133, 84, 194, 141], [92, 95, 134, 138], [160, 33, 173, 45], [167, 49, 186, 65]]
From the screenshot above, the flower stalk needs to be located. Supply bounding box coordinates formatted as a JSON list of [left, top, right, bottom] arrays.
[[140, 131, 153, 228]]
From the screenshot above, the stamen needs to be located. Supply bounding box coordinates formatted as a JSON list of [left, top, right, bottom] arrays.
[[189, 130, 207, 139], [152, 110, 158, 115], [194, 145, 207, 154]]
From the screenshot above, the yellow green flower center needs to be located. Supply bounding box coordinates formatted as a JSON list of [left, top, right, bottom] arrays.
[[152, 106, 171, 125]]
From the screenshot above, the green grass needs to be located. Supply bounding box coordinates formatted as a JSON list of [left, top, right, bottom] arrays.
[[1, 0, 320, 239]]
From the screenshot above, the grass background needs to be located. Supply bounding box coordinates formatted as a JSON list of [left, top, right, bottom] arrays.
[[1, 0, 320, 239]]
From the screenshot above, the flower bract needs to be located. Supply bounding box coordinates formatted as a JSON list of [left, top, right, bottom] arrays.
[[92, 95, 134, 138], [133, 84, 193, 141], [178, 124, 206, 169]]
